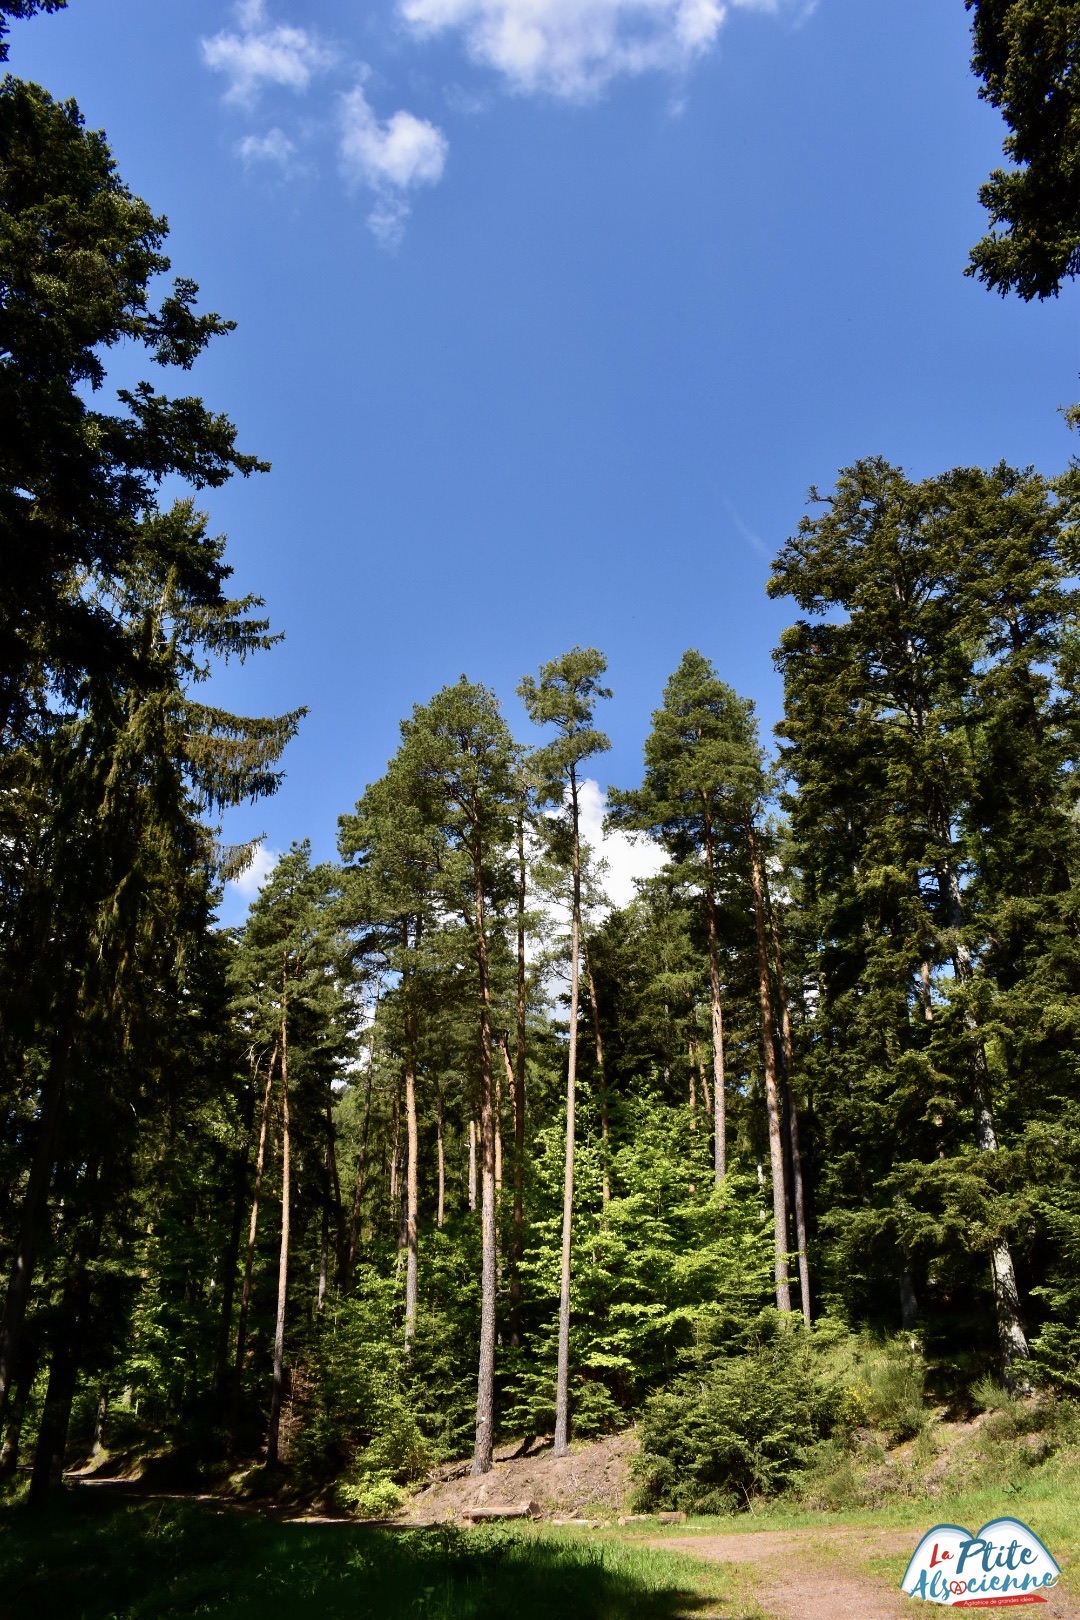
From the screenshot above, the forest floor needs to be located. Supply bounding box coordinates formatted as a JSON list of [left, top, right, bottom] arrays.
[[8, 1418, 1077, 1616]]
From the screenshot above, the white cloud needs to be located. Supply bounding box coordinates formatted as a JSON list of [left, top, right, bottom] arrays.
[[339, 84, 449, 246], [577, 778, 667, 909], [398, 0, 786, 99], [237, 127, 299, 170], [228, 841, 279, 900], [202, 0, 335, 106]]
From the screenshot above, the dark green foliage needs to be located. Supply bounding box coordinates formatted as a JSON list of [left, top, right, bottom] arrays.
[[966, 1, 1080, 298]]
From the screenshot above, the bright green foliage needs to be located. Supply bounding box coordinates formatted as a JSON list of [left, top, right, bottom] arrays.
[[966, 1, 1080, 298]]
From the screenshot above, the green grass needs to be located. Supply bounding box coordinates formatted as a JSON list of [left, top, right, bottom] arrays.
[[0, 1496, 762, 1620], [619, 1465, 1080, 1604]]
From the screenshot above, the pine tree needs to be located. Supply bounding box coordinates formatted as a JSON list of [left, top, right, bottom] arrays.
[[519, 648, 611, 1457]]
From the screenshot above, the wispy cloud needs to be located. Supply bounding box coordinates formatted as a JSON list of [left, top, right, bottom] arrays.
[[339, 84, 449, 247], [398, 0, 788, 100], [237, 126, 300, 172], [202, 0, 336, 107]]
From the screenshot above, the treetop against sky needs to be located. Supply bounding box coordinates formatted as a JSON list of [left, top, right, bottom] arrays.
[[6, 0, 1075, 922]]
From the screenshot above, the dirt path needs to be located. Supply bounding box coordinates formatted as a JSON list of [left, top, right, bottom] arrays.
[[650, 1528, 1080, 1620]]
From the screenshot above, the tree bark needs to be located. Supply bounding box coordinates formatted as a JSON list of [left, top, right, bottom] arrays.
[[0, 1332, 38, 1479], [27, 1321, 80, 1511], [702, 812, 727, 1183], [748, 822, 792, 1314], [767, 894, 811, 1325], [230, 1043, 276, 1453], [435, 1075, 445, 1231], [509, 791, 528, 1347], [554, 768, 582, 1458], [345, 1056, 374, 1286], [404, 1032, 419, 1354], [584, 944, 610, 1206], [0, 989, 76, 1431], [470, 800, 498, 1477], [468, 1118, 477, 1212], [266, 984, 291, 1467]]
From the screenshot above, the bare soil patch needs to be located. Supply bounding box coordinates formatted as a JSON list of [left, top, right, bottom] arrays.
[[404, 1431, 636, 1524]]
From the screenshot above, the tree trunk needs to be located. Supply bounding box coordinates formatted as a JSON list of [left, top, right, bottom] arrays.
[[584, 944, 610, 1206], [495, 1055, 504, 1197], [266, 987, 291, 1467], [554, 769, 582, 1458], [470, 805, 498, 1477], [345, 1057, 374, 1286], [937, 849, 1030, 1376], [435, 1076, 445, 1231], [213, 1076, 254, 1414], [27, 1324, 80, 1511], [230, 1043, 276, 1453], [510, 792, 528, 1347], [0, 1333, 39, 1479], [702, 813, 727, 1183], [0, 990, 76, 1430], [468, 1118, 477, 1212], [767, 894, 811, 1326], [404, 1037, 419, 1353], [748, 822, 792, 1314]]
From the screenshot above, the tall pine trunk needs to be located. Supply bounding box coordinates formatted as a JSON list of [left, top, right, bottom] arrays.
[[584, 944, 610, 1206], [470, 801, 498, 1476], [554, 769, 582, 1458], [0, 988, 76, 1430], [703, 814, 727, 1183], [748, 822, 792, 1314], [435, 1077, 445, 1231], [509, 792, 528, 1348], [266, 985, 291, 1467], [230, 1043, 276, 1453], [404, 1028, 419, 1353], [345, 1058, 374, 1286], [767, 893, 811, 1325]]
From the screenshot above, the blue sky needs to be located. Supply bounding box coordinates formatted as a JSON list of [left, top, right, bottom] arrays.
[[9, 0, 1078, 916]]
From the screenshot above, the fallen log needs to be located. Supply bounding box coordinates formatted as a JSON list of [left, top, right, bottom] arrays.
[[460, 1500, 540, 1522]]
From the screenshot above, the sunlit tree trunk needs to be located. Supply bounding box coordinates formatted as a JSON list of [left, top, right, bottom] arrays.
[[584, 944, 610, 1206], [767, 895, 811, 1325], [230, 1043, 276, 1452], [748, 823, 792, 1314], [435, 1075, 446, 1231], [554, 767, 582, 1458], [266, 979, 291, 1466], [509, 790, 528, 1347], [702, 812, 727, 1183], [471, 798, 498, 1476]]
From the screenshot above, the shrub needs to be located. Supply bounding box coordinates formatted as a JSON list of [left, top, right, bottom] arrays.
[[633, 1323, 929, 1511]]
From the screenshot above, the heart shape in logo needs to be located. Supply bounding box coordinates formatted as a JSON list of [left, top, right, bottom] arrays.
[[901, 1517, 1061, 1607]]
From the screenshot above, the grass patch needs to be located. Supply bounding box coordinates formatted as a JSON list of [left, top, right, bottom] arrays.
[[0, 1495, 761, 1620]]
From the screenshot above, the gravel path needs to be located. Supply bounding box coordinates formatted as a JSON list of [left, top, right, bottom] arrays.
[[650, 1527, 1079, 1619]]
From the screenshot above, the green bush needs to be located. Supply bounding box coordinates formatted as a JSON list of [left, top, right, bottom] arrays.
[[337, 1474, 405, 1518], [633, 1323, 929, 1511]]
